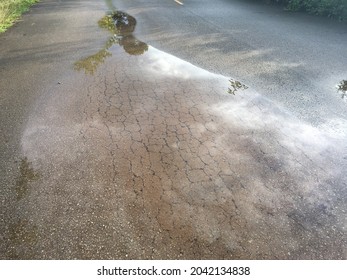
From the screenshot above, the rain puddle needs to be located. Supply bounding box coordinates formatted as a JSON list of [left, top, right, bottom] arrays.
[[15, 157, 40, 200], [74, 10, 148, 74], [21, 3, 347, 258], [337, 80, 347, 102]]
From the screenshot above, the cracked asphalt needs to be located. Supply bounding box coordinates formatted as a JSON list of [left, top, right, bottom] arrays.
[[0, 0, 346, 259]]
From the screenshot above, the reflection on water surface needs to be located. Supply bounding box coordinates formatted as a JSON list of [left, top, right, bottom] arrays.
[[337, 80, 347, 102], [228, 78, 248, 95], [74, 10, 148, 75]]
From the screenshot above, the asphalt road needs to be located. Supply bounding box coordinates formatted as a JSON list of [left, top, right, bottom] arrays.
[[0, 0, 346, 259], [119, 0, 347, 128]]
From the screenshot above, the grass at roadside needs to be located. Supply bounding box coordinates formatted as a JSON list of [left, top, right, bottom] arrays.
[[0, 0, 39, 33]]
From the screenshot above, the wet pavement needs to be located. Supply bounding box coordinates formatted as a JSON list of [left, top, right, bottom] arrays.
[[0, 0, 347, 259]]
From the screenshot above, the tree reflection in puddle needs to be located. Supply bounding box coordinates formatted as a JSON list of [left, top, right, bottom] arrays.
[[74, 10, 148, 75], [228, 78, 248, 95], [337, 80, 347, 102]]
